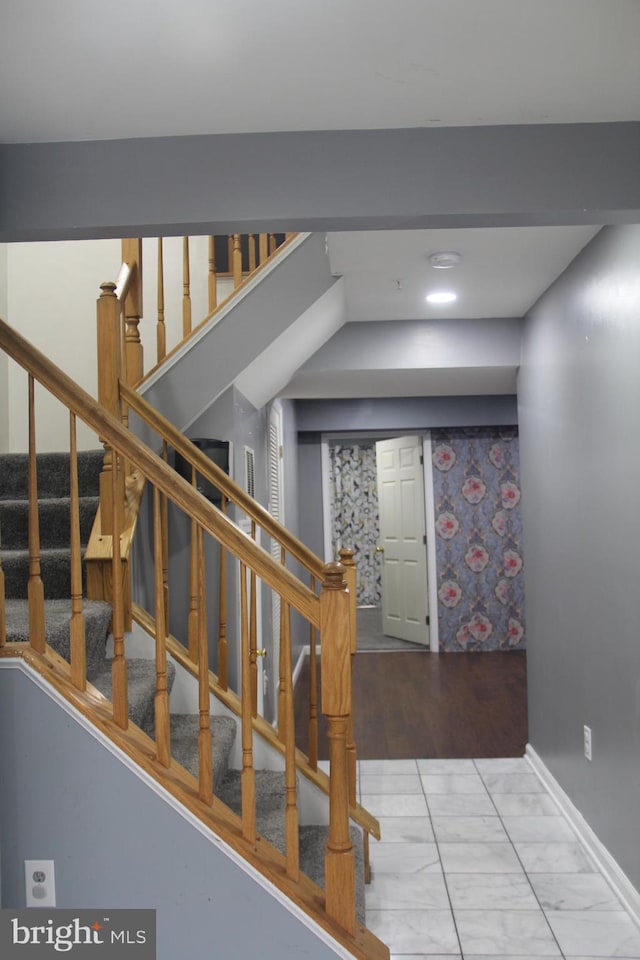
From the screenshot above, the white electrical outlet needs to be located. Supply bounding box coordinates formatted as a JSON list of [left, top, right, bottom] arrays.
[[25, 860, 56, 907], [584, 725, 592, 762]]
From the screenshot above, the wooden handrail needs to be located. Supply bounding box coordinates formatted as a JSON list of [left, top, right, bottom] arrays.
[[114, 261, 133, 302], [0, 317, 319, 626], [120, 382, 324, 580]]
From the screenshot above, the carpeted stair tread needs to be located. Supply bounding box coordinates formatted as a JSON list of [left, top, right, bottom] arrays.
[[0, 496, 99, 549], [0, 450, 103, 500], [89, 658, 176, 735], [169, 715, 237, 789], [298, 824, 366, 925], [4, 598, 112, 673], [217, 769, 288, 852], [216, 769, 365, 920], [2, 548, 82, 600]]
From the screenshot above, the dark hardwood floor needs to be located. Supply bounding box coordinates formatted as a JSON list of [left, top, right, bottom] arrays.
[[294, 651, 528, 760]]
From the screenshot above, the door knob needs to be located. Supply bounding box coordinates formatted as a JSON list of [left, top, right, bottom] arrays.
[[256, 648, 267, 658], [375, 545, 385, 554]]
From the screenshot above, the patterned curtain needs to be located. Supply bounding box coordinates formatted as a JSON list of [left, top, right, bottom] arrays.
[[431, 427, 526, 652], [329, 442, 381, 605]]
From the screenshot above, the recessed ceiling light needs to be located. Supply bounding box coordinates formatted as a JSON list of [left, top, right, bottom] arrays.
[[426, 291, 457, 304], [428, 251, 461, 269]]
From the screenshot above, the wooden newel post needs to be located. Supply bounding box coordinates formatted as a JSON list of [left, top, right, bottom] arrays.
[[339, 548, 358, 808], [97, 281, 125, 534], [320, 562, 356, 935]]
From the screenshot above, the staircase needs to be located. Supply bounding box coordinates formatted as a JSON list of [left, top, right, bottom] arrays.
[[0, 244, 385, 958], [0, 446, 365, 923]]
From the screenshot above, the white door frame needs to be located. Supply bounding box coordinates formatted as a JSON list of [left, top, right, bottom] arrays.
[[320, 430, 439, 652]]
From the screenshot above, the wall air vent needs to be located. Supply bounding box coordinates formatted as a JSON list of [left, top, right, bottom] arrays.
[[245, 446, 255, 499]]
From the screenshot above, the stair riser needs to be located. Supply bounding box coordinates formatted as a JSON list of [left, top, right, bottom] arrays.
[[2, 551, 86, 600], [0, 497, 99, 550], [0, 450, 104, 500]]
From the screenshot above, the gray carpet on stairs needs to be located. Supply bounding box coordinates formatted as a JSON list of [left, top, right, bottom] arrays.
[[4, 598, 112, 674], [217, 770, 366, 924], [90, 659, 176, 734], [168, 714, 237, 789], [0, 450, 104, 500]]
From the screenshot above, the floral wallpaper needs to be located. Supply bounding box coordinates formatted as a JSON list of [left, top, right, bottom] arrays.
[[329, 442, 381, 605], [431, 427, 526, 652]]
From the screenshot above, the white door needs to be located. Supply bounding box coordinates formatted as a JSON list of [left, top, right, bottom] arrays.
[[375, 436, 430, 646]]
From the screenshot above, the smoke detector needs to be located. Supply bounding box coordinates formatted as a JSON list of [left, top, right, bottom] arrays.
[[428, 251, 461, 269]]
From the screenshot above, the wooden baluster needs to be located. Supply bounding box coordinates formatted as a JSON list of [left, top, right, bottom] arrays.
[[258, 233, 268, 266], [232, 234, 242, 288], [240, 562, 256, 841], [248, 234, 257, 273], [249, 519, 258, 716], [111, 450, 128, 728], [282, 602, 299, 880], [154, 485, 171, 767], [278, 546, 287, 741], [363, 829, 371, 885], [339, 547, 358, 808], [182, 236, 192, 338], [187, 467, 199, 661], [320, 562, 355, 934], [97, 281, 124, 535], [157, 238, 166, 362], [197, 525, 213, 804], [122, 238, 143, 386], [118, 299, 133, 480], [217, 495, 228, 689], [161, 441, 170, 631], [207, 236, 217, 312], [308, 574, 319, 770], [27, 375, 45, 653], [269, 233, 277, 255], [69, 412, 86, 690]]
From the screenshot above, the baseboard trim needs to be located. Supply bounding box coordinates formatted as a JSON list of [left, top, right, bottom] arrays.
[[525, 743, 640, 926]]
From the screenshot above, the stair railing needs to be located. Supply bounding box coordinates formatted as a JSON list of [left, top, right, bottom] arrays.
[[91, 238, 373, 833], [120, 381, 378, 884], [0, 316, 373, 946], [116, 232, 295, 387]]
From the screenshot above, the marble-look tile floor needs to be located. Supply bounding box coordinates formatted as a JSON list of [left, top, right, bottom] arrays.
[[360, 757, 640, 959]]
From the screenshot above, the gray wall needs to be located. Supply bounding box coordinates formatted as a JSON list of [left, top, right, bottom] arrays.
[[518, 224, 640, 890], [2, 123, 640, 240], [296, 395, 518, 434], [0, 666, 343, 960], [293, 317, 522, 372]]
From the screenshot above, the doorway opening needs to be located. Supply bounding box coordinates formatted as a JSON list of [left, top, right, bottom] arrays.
[[320, 431, 439, 653]]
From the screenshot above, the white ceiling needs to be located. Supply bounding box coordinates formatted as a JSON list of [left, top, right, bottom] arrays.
[[327, 226, 600, 321], [1, 0, 639, 143]]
